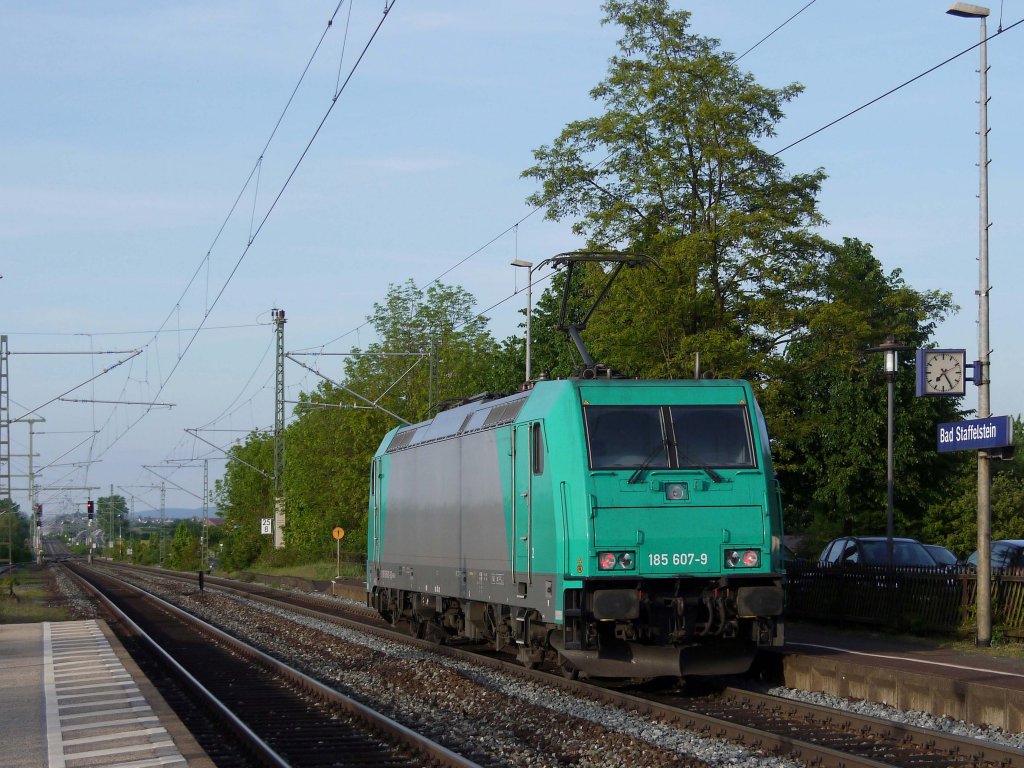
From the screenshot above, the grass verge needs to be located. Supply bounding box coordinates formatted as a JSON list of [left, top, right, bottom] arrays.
[[233, 560, 364, 581], [0, 567, 71, 623]]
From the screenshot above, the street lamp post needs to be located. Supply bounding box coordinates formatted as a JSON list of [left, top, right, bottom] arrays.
[[885, 343, 897, 567], [869, 336, 907, 567], [947, 0, 993, 648], [511, 259, 534, 382], [883, 338, 899, 567]]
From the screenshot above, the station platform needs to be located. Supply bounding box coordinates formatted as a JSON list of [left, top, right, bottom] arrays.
[[0, 620, 212, 768], [775, 621, 1024, 732]]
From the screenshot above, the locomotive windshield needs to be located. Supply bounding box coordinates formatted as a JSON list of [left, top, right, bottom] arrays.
[[585, 405, 756, 470]]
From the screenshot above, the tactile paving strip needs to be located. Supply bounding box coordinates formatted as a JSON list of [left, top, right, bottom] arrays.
[[43, 620, 187, 768]]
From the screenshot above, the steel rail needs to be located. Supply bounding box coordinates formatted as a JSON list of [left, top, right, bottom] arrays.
[[67, 563, 482, 768], [64, 565, 289, 768], [721, 687, 1024, 768]]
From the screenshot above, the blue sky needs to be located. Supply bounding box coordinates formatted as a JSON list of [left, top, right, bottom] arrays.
[[3, 1, 1022, 517]]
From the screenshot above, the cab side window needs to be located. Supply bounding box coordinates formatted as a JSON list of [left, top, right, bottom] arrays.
[[532, 423, 544, 475]]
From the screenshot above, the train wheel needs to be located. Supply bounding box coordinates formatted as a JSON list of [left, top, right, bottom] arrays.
[[406, 618, 426, 639]]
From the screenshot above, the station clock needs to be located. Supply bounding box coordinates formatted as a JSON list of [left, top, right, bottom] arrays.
[[915, 349, 967, 397]]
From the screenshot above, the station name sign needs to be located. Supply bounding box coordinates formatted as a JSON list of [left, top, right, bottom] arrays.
[[937, 415, 1012, 453]]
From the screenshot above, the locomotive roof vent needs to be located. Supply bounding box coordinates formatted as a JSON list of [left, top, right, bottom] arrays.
[[386, 427, 418, 452]]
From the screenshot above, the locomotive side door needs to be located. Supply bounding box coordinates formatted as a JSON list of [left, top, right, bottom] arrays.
[[512, 423, 533, 592], [369, 457, 382, 574]]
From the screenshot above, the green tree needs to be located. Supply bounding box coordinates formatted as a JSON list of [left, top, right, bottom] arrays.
[[770, 239, 961, 546], [0, 499, 31, 565], [215, 430, 274, 570], [519, 1, 965, 550], [166, 521, 202, 571], [522, 0, 830, 380], [131, 536, 160, 566]]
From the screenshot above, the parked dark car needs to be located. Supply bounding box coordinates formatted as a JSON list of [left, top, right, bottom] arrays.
[[966, 539, 1024, 570], [923, 543, 961, 568], [818, 536, 939, 567]]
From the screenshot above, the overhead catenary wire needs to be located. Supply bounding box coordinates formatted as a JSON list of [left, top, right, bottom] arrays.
[[146, 0, 357, 348], [197, 334, 276, 430], [771, 17, 1023, 157], [48, 2, 398, 495], [299, 2, 824, 355], [734, 0, 818, 63], [144, 1, 397, 401], [7, 4, 396, 513], [300, 10, 1024, 379]]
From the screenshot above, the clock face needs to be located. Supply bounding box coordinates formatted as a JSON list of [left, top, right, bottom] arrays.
[[924, 351, 965, 395]]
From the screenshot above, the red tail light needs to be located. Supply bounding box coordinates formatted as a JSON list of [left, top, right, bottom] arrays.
[[724, 549, 761, 568]]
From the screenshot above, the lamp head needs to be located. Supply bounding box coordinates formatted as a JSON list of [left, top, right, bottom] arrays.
[[946, 2, 989, 18], [884, 348, 898, 375]]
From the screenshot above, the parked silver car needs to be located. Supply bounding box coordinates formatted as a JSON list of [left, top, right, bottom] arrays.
[[966, 539, 1024, 570]]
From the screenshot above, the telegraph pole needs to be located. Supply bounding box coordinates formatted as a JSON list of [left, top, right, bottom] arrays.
[[203, 458, 209, 569], [108, 483, 115, 560], [1, 335, 11, 567], [273, 308, 286, 549], [27, 419, 44, 563], [160, 481, 166, 566]]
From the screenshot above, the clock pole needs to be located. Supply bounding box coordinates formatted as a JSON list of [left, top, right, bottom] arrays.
[[975, 9, 993, 647], [947, 1, 992, 648]]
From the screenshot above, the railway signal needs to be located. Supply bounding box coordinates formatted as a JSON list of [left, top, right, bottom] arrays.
[[87, 499, 94, 522]]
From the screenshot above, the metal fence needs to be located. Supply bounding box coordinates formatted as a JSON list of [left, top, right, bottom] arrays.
[[784, 562, 1024, 638]]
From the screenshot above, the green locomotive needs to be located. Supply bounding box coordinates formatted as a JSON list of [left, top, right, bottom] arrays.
[[367, 376, 785, 679]]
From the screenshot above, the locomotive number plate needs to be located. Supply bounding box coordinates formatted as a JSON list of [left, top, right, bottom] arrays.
[[648, 553, 709, 567]]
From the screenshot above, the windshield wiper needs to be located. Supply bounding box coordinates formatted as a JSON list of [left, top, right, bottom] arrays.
[[678, 446, 725, 484], [628, 438, 671, 485], [626, 440, 727, 485]]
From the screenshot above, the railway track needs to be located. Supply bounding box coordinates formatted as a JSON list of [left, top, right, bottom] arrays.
[[65, 563, 480, 768], [648, 687, 1024, 768], [79, 562, 1024, 768]]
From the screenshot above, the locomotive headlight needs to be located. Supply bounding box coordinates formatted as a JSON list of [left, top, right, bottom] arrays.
[[597, 551, 636, 570], [664, 482, 688, 500], [724, 549, 761, 568]]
